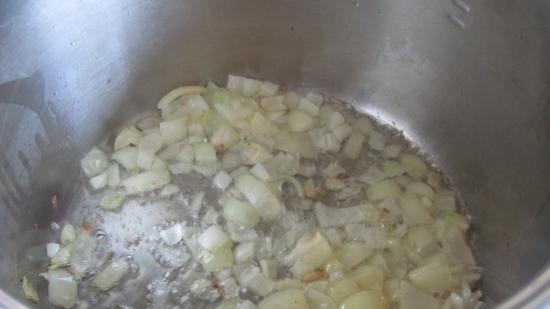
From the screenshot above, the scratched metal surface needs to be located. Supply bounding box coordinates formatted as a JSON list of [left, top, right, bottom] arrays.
[[0, 0, 549, 308]]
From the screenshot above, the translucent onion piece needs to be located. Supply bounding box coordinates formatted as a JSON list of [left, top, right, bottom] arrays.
[[21, 276, 39, 302], [212, 125, 240, 151], [89, 172, 107, 191], [112, 146, 138, 170], [159, 117, 188, 145], [340, 290, 385, 309], [366, 179, 401, 201], [352, 265, 384, 290], [80, 147, 109, 177], [398, 281, 441, 309], [223, 197, 260, 227], [45, 270, 77, 308], [314, 203, 366, 228], [343, 132, 365, 159], [202, 244, 234, 272], [284, 91, 301, 109], [198, 225, 232, 251], [259, 81, 279, 97], [92, 259, 130, 291], [194, 143, 217, 163], [275, 130, 315, 158], [399, 194, 432, 226], [47, 243, 60, 258], [288, 110, 315, 132], [327, 277, 360, 304], [160, 223, 183, 246], [60, 224, 76, 245], [409, 262, 455, 293], [235, 174, 282, 221], [160, 184, 180, 198], [114, 126, 143, 150], [298, 99, 320, 116], [234, 241, 255, 264], [259, 289, 308, 309], [156, 86, 206, 109], [400, 153, 427, 173], [70, 232, 96, 280], [213, 170, 233, 191], [305, 289, 337, 309], [285, 230, 333, 276], [122, 169, 170, 195], [337, 241, 373, 270], [241, 143, 273, 165]]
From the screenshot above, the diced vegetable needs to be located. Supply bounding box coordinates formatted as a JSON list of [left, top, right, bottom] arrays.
[[44, 270, 77, 308], [399, 194, 432, 226], [285, 230, 333, 276], [234, 241, 255, 264], [398, 281, 441, 309], [114, 126, 143, 150], [259, 289, 308, 309], [409, 262, 455, 293], [89, 172, 107, 190], [122, 169, 170, 194], [366, 179, 401, 201], [81, 147, 109, 177], [60, 224, 76, 245], [343, 132, 365, 159], [340, 290, 385, 309], [92, 259, 130, 291], [21, 276, 39, 302], [223, 197, 260, 227], [327, 277, 360, 303], [337, 241, 372, 270], [235, 174, 282, 221], [160, 118, 188, 145], [112, 146, 138, 170]]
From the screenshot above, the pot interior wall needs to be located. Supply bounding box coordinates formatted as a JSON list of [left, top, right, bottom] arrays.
[[0, 0, 549, 308]]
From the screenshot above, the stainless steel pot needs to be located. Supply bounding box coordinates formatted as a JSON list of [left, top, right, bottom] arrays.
[[0, 0, 549, 308]]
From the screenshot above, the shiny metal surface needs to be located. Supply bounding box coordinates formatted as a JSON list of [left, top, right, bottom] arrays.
[[0, 0, 549, 308]]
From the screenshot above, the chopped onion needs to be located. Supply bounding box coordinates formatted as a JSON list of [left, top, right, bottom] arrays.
[[399, 194, 432, 226], [227, 75, 244, 92], [305, 91, 323, 106], [81, 147, 109, 177], [99, 190, 126, 210], [157, 86, 206, 109], [194, 143, 217, 163], [351, 118, 373, 135], [274, 130, 315, 158], [89, 172, 107, 191], [234, 241, 255, 264], [382, 160, 407, 177], [223, 197, 260, 227], [122, 169, 170, 195], [160, 223, 183, 245], [368, 131, 386, 151], [160, 184, 180, 198], [105, 163, 120, 187], [212, 125, 240, 151], [340, 290, 385, 309], [51, 245, 72, 268], [259, 289, 308, 309], [409, 262, 455, 293], [314, 203, 366, 227], [305, 289, 337, 309], [400, 153, 427, 173], [309, 128, 340, 152], [366, 179, 401, 201], [250, 163, 271, 181], [236, 266, 275, 297], [241, 78, 262, 96], [260, 95, 286, 112], [298, 98, 319, 116], [287, 110, 315, 132], [21, 276, 39, 302], [284, 91, 301, 109], [60, 224, 76, 245], [222, 152, 242, 171], [352, 265, 384, 290], [112, 146, 138, 170], [322, 161, 345, 178], [383, 144, 402, 158], [198, 225, 232, 251], [202, 244, 234, 272], [259, 81, 279, 96], [332, 124, 352, 142], [398, 281, 441, 309], [235, 174, 282, 221], [114, 126, 143, 151], [327, 277, 360, 303], [241, 143, 273, 165], [337, 241, 372, 270], [343, 132, 365, 159], [92, 259, 129, 291], [213, 170, 233, 191], [47, 243, 61, 258], [285, 230, 333, 276], [160, 117, 187, 145], [44, 270, 77, 308]]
